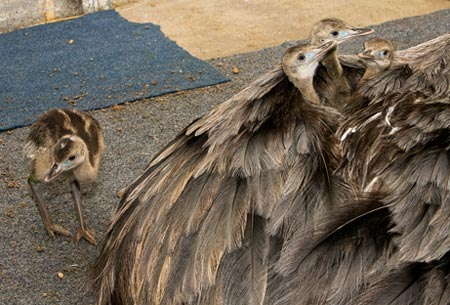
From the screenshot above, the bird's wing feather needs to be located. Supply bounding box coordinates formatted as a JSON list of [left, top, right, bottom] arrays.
[[270, 207, 393, 305], [350, 255, 450, 305], [95, 67, 353, 305], [213, 216, 271, 305], [338, 34, 450, 187], [330, 35, 450, 305], [374, 97, 450, 263]]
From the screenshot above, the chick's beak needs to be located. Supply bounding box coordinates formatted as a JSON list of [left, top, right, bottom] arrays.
[[347, 27, 375, 38], [44, 164, 63, 182], [315, 40, 337, 60], [357, 50, 375, 60]]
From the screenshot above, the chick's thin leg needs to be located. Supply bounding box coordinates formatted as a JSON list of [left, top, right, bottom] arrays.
[[70, 178, 96, 245], [28, 176, 72, 239]]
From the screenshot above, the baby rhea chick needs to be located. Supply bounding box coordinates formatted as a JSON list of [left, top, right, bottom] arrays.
[[24, 109, 104, 245], [358, 38, 395, 85]]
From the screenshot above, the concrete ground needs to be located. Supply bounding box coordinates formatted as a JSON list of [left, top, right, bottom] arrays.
[[1, 3, 450, 305]]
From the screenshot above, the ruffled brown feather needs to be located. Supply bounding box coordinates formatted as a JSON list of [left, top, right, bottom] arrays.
[[94, 59, 357, 305]]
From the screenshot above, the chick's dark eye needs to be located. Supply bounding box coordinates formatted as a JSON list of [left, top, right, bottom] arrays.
[[298, 54, 305, 61], [382, 50, 389, 56], [331, 31, 339, 37], [69, 155, 76, 161]]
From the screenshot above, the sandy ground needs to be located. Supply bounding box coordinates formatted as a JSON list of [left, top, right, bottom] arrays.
[[117, 0, 450, 59], [1, 3, 450, 305]]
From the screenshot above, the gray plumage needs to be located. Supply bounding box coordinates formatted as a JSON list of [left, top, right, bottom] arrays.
[[350, 255, 450, 305], [337, 33, 450, 304], [93, 22, 450, 305], [93, 40, 380, 305], [339, 34, 450, 186]]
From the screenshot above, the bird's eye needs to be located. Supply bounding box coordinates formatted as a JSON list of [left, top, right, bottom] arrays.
[[298, 54, 306, 61], [331, 31, 339, 37], [68, 155, 76, 161], [382, 50, 389, 56]]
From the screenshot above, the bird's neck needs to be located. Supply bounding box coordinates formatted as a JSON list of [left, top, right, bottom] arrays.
[[322, 48, 352, 95], [289, 75, 321, 105], [358, 66, 382, 88], [73, 148, 98, 183], [322, 48, 343, 80], [73, 160, 97, 182]]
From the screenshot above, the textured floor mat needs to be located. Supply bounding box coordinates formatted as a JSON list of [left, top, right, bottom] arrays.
[[0, 10, 228, 130]]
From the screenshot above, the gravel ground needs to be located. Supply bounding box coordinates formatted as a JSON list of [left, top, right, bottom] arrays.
[[1, 9, 450, 305]]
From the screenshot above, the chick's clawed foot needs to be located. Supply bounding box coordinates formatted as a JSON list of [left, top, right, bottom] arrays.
[[76, 226, 97, 245], [45, 223, 72, 240]]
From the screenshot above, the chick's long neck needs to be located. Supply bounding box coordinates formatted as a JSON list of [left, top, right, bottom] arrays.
[[322, 46, 351, 94], [288, 72, 321, 105]]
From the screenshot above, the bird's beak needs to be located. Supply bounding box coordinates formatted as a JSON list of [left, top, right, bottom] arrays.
[[347, 27, 375, 38], [357, 50, 375, 60], [44, 164, 63, 182], [315, 40, 337, 60], [337, 27, 374, 44]]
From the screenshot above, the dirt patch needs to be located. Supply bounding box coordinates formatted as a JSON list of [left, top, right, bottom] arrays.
[[117, 0, 450, 59]]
